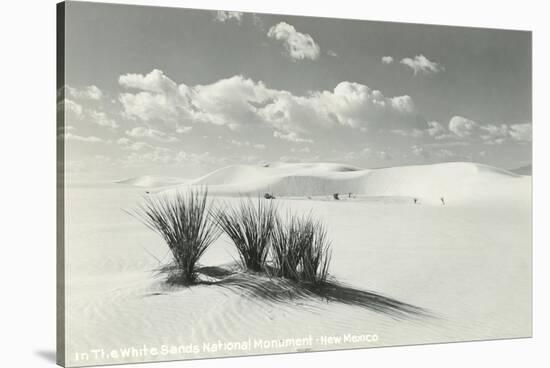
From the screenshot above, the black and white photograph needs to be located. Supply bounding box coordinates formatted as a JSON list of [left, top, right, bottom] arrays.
[[54, 1, 534, 366]]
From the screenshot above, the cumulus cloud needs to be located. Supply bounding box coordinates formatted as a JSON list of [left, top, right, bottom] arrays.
[[214, 11, 243, 23], [61, 98, 83, 117], [267, 22, 320, 61], [426, 121, 448, 139], [65, 85, 103, 100], [88, 110, 118, 128], [327, 50, 339, 58], [60, 98, 119, 131], [449, 116, 479, 137], [448, 116, 531, 144], [118, 70, 419, 141], [509, 123, 532, 142], [381, 56, 394, 64], [400, 55, 444, 75], [119, 69, 179, 94]]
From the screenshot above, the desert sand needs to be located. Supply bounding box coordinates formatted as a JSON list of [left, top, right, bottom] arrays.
[[63, 162, 531, 366]]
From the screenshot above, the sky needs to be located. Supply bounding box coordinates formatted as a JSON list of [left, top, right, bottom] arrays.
[[59, 1, 532, 182]]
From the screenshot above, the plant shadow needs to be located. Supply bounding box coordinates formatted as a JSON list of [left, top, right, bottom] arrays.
[[161, 264, 432, 320]]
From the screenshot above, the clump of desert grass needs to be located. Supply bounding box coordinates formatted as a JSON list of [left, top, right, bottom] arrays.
[[271, 213, 332, 286], [214, 197, 276, 272], [130, 188, 221, 284], [300, 220, 332, 285]]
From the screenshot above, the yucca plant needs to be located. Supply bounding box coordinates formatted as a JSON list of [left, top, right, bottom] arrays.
[[214, 197, 276, 272], [271, 213, 312, 280], [300, 220, 332, 285], [131, 188, 221, 284], [272, 213, 332, 285]]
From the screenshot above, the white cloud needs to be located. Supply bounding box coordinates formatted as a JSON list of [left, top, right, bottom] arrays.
[[411, 145, 458, 159], [381, 56, 394, 64], [64, 133, 104, 143], [327, 50, 339, 57], [119, 69, 178, 94], [88, 110, 118, 128], [61, 98, 83, 117], [509, 123, 532, 142], [267, 22, 320, 61], [273, 131, 314, 144], [448, 116, 532, 144], [449, 116, 479, 137], [65, 85, 103, 100], [400, 55, 444, 75], [214, 11, 243, 23], [126, 126, 178, 142], [229, 139, 267, 150], [479, 123, 509, 144], [426, 121, 447, 138], [118, 70, 419, 139], [411, 145, 427, 157]]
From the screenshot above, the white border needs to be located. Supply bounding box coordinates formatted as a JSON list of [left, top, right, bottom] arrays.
[[1, 0, 547, 367]]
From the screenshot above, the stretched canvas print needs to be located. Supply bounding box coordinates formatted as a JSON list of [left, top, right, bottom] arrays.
[[57, 1, 532, 366]]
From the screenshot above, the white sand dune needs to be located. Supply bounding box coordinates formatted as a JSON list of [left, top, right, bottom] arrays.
[[116, 175, 188, 188], [157, 162, 528, 205], [64, 161, 531, 366]]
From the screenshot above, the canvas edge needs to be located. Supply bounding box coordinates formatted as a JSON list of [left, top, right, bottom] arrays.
[[56, 1, 67, 367]]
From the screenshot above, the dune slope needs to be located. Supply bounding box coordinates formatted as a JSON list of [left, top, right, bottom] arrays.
[[157, 162, 528, 205]]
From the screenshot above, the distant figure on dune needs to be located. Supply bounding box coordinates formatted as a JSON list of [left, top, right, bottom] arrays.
[[414, 198, 418, 204], [348, 192, 352, 198], [440, 197, 445, 205], [264, 193, 275, 200], [333, 193, 340, 200]]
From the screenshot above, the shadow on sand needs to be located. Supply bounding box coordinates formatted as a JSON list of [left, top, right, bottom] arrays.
[[160, 265, 431, 320]]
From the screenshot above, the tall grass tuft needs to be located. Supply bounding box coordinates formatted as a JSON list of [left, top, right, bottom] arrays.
[[214, 197, 276, 272], [271, 213, 311, 280], [131, 188, 221, 284], [271, 213, 332, 285], [300, 220, 332, 285]]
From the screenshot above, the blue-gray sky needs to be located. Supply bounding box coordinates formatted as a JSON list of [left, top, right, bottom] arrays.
[[60, 1, 532, 181]]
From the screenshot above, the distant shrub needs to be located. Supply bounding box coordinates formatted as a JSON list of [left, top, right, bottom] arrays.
[[214, 198, 276, 272], [131, 189, 221, 284]]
